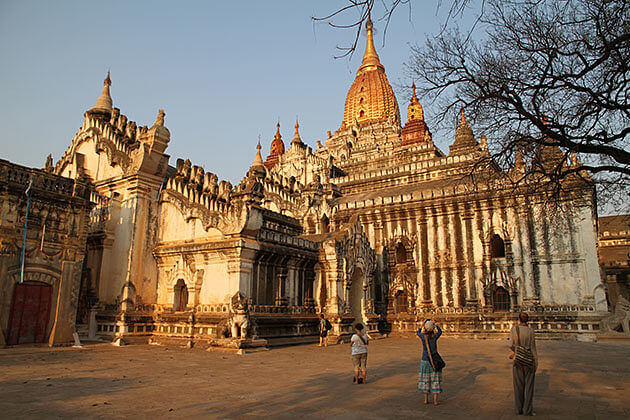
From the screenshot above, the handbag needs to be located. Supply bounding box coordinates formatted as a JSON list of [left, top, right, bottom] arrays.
[[514, 326, 535, 370], [425, 336, 445, 371]]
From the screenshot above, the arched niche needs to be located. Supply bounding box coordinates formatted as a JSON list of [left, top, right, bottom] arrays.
[[320, 214, 330, 234], [349, 267, 365, 324], [395, 243, 407, 264], [173, 279, 189, 311], [490, 234, 506, 258]]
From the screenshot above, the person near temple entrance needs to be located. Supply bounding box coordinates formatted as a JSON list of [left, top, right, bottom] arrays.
[[509, 312, 538, 416], [417, 319, 443, 405], [318, 314, 331, 347], [350, 323, 369, 384]]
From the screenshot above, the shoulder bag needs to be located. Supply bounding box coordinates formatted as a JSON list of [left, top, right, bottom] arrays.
[[425, 336, 445, 371], [514, 326, 535, 370]]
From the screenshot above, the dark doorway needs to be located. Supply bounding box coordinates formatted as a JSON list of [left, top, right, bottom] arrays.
[[395, 290, 408, 313], [490, 234, 506, 258], [395, 243, 407, 264], [320, 215, 330, 233], [7, 282, 53, 345], [493, 286, 510, 311], [174, 279, 189, 311]]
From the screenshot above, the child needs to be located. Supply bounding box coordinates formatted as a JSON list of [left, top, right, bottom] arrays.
[[350, 323, 369, 384], [318, 314, 330, 347]]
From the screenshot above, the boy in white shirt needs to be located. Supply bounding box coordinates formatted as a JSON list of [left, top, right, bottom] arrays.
[[350, 323, 369, 384]]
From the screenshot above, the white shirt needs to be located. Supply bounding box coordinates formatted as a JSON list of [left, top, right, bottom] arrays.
[[350, 333, 369, 355]]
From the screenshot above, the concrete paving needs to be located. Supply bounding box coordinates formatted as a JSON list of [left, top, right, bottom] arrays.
[[1, 337, 629, 419]]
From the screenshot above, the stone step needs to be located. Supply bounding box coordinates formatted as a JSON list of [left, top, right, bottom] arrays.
[[265, 335, 319, 347]]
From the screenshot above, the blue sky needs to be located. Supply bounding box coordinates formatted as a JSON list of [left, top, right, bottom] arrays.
[[0, 1, 464, 184]]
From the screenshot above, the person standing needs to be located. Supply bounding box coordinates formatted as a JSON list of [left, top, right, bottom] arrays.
[[318, 314, 330, 347], [350, 323, 369, 384], [509, 312, 537, 416], [417, 319, 443, 405]]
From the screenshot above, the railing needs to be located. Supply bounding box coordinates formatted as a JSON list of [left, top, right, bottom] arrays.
[[0, 159, 82, 198]]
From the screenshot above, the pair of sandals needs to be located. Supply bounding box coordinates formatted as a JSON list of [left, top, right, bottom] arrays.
[[352, 377, 364, 384]]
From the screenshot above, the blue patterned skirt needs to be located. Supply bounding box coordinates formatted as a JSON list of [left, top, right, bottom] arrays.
[[418, 360, 442, 393]]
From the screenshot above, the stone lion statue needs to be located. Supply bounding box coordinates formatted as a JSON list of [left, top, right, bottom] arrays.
[[228, 291, 249, 339], [601, 296, 630, 333]]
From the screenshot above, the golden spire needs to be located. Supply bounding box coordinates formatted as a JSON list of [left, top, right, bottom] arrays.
[[252, 138, 264, 167], [406, 82, 424, 122], [342, 14, 399, 127], [357, 15, 385, 74], [275, 122, 281, 140]]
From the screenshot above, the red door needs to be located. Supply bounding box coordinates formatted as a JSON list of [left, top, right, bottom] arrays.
[[7, 282, 53, 345]]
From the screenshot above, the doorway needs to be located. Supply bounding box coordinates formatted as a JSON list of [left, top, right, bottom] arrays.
[[349, 268, 365, 325], [7, 282, 53, 345]]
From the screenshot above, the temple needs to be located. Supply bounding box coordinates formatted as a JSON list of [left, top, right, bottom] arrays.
[[1, 17, 612, 348]]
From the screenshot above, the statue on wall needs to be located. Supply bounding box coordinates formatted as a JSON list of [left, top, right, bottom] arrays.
[[44, 154, 54, 173], [175, 159, 192, 183], [601, 295, 630, 334], [218, 180, 233, 202], [228, 291, 249, 339], [203, 172, 218, 196]]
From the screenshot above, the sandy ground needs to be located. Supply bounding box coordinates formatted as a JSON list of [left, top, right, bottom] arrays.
[[1, 337, 629, 419]]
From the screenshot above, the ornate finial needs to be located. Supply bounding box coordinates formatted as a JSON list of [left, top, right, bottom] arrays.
[[406, 81, 423, 122], [253, 136, 264, 167], [154, 109, 165, 126], [292, 118, 303, 146], [90, 71, 113, 112], [460, 107, 466, 125], [275, 122, 281, 140], [358, 12, 384, 74]]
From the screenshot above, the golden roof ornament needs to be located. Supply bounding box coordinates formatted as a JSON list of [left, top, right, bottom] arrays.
[[357, 15, 385, 74], [342, 14, 400, 128], [407, 82, 424, 122]]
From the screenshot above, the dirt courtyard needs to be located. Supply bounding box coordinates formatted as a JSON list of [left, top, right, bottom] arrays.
[[1, 337, 628, 419]]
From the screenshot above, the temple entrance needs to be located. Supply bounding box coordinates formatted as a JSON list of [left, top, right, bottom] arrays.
[[493, 286, 510, 311], [349, 268, 365, 325], [395, 290, 409, 313], [173, 279, 188, 311], [7, 282, 53, 345]]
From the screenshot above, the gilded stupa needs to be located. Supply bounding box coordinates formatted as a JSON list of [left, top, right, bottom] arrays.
[[342, 16, 400, 127]]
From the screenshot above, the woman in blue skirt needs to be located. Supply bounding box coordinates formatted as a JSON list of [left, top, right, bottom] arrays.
[[417, 319, 443, 405]]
